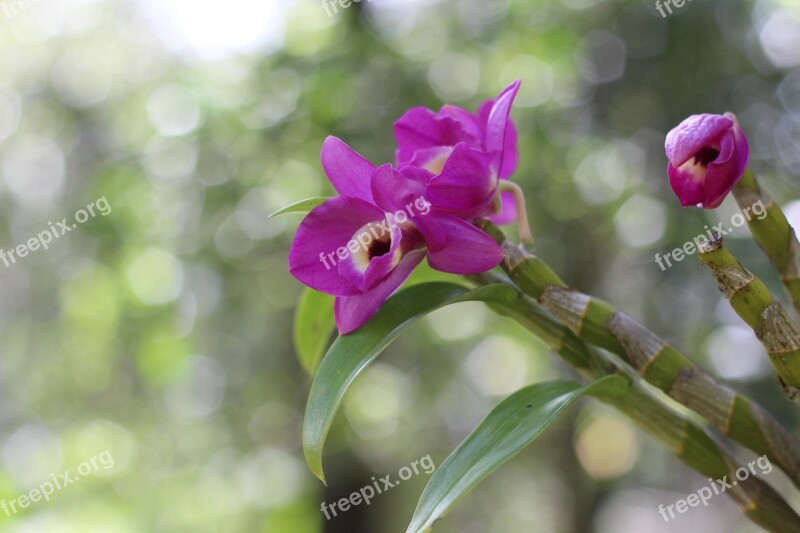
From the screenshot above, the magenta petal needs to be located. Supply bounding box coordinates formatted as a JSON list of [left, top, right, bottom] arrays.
[[426, 143, 496, 218], [409, 207, 447, 251], [394, 108, 449, 165], [422, 213, 504, 274], [440, 104, 483, 142], [488, 191, 518, 225], [484, 80, 521, 170], [702, 165, 738, 208], [371, 164, 428, 213], [321, 136, 376, 204], [334, 250, 426, 335], [398, 165, 436, 185], [288, 196, 385, 296], [703, 132, 749, 208], [394, 108, 480, 166], [478, 100, 519, 178], [498, 121, 518, 179], [734, 124, 750, 172], [667, 163, 705, 208], [702, 132, 738, 207], [665, 114, 733, 167], [713, 129, 736, 165]]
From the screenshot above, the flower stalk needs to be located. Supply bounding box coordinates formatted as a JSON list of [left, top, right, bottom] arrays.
[[698, 235, 800, 402], [497, 180, 533, 249], [472, 272, 800, 532], [477, 220, 800, 489], [731, 168, 800, 316]]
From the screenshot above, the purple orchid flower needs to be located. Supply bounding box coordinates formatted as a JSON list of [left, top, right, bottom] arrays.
[[394, 80, 522, 223], [289, 137, 503, 335], [665, 113, 750, 209]]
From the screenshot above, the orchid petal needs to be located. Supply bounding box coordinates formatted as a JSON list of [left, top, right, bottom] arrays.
[[703, 130, 750, 208], [321, 136, 376, 204], [334, 250, 426, 334], [289, 196, 385, 296], [665, 114, 733, 167], [484, 80, 521, 173], [488, 191, 518, 225], [394, 108, 480, 166], [426, 143, 495, 218], [421, 214, 504, 274], [371, 164, 428, 213], [668, 162, 705, 208], [398, 165, 436, 185]]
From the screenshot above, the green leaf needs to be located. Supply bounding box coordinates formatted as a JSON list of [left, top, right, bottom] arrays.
[[303, 282, 519, 484], [269, 197, 331, 217], [293, 287, 336, 375], [406, 376, 626, 533]]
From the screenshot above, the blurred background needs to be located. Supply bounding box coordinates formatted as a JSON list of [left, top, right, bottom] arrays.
[[0, 0, 799, 531]]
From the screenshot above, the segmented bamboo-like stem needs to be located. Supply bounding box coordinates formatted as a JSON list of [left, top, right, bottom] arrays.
[[732, 169, 800, 315], [698, 236, 800, 401], [477, 220, 800, 490], [473, 272, 800, 531]]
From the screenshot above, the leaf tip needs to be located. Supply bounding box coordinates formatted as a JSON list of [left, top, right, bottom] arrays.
[[308, 461, 327, 485], [304, 446, 327, 485], [313, 464, 327, 485]]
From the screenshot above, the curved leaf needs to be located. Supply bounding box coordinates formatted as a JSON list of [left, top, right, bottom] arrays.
[[269, 197, 331, 217], [303, 282, 519, 483], [407, 376, 626, 533], [293, 287, 336, 375]]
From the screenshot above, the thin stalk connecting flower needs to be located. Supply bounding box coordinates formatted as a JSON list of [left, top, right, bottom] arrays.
[[498, 180, 533, 250]]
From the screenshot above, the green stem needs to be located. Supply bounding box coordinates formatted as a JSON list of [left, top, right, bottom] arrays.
[[732, 168, 800, 315], [478, 220, 800, 490], [472, 272, 800, 531], [698, 236, 800, 401]]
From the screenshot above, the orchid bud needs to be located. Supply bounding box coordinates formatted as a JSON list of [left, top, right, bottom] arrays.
[[665, 113, 749, 209]]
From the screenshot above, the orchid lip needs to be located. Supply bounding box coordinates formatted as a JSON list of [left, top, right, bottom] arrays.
[[678, 143, 721, 182], [693, 146, 721, 167], [350, 220, 402, 273], [339, 216, 426, 295], [423, 149, 453, 175]]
